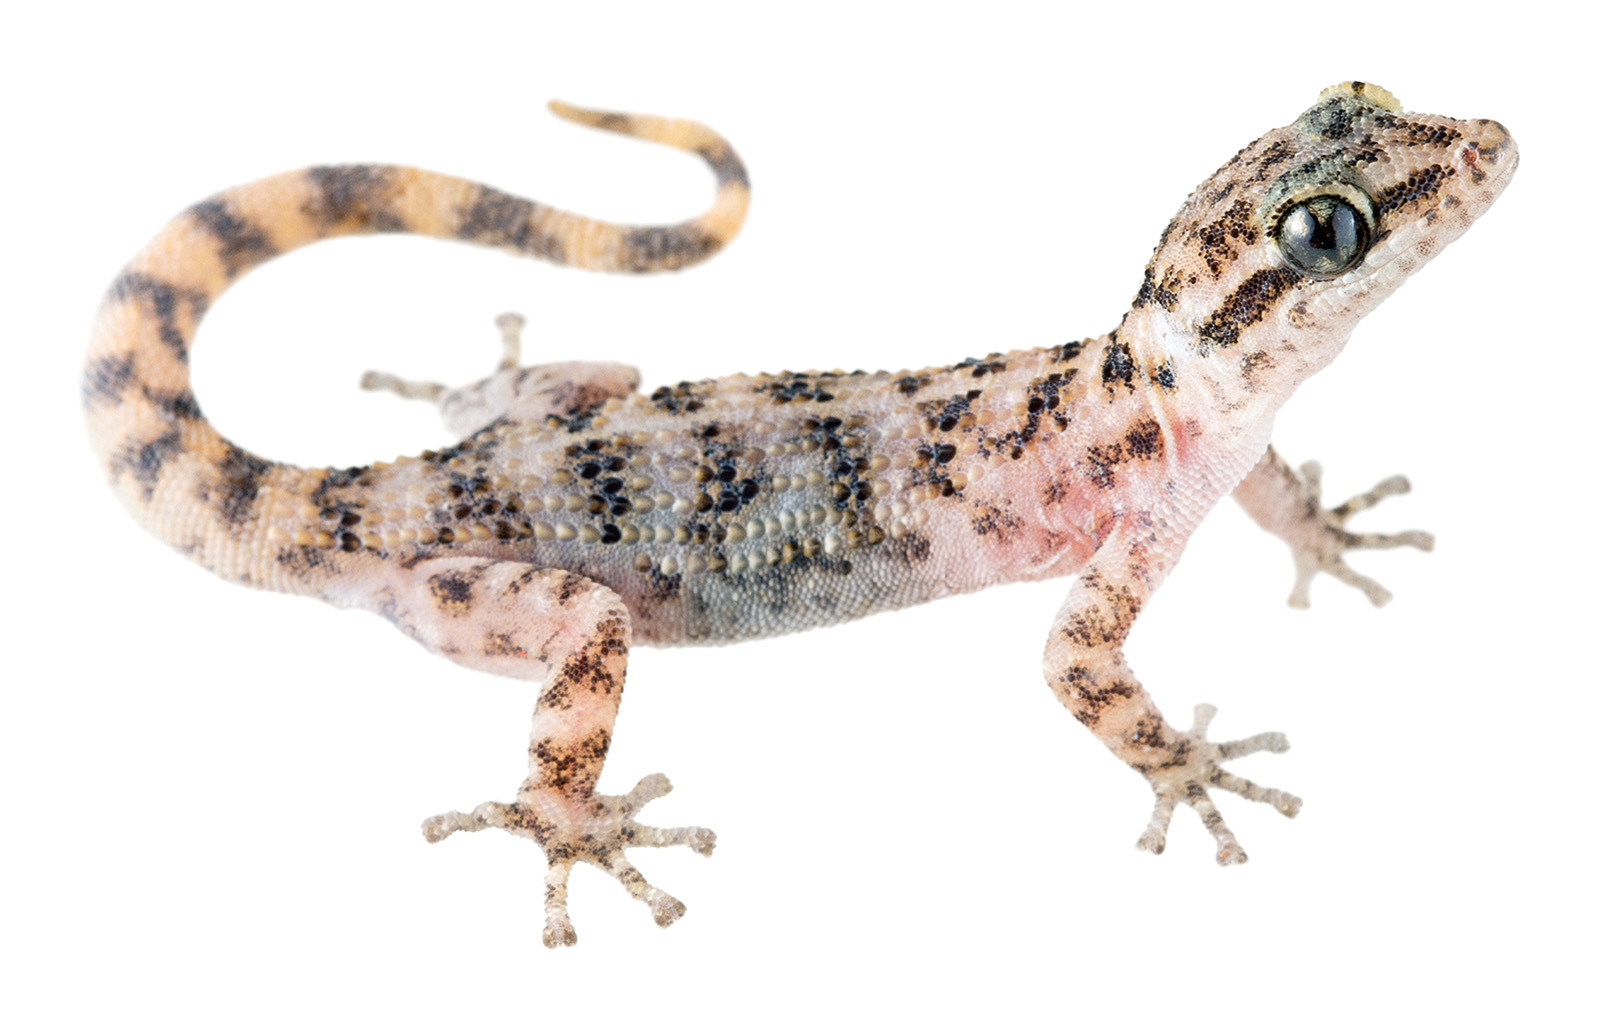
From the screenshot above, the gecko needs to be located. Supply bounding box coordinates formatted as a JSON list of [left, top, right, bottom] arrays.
[[82, 84, 1517, 946]]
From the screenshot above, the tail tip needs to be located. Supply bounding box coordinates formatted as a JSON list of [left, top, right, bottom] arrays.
[[548, 99, 617, 131]]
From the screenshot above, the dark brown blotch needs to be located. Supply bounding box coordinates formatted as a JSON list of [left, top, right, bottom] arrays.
[[82, 353, 136, 407], [106, 273, 205, 362], [1151, 360, 1177, 392], [532, 728, 613, 794], [1374, 163, 1456, 215], [305, 165, 405, 232], [554, 571, 587, 606], [1304, 97, 1356, 140], [895, 373, 931, 396], [1195, 267, 1304, 352], [650, 380, 709, 413], [1085, 443, 1123, 490], [1133, 263, 1185, 310], [482, 631, 527, 659], [115, 429, 183, 497], [1059, 664, 1138, 728], [457, 185, 565, 262], [189, 198, 277, 277], [1245, 139, 1295, 184], [1372, 113, 1463, 149], [1123, 417, 1164, 460], [620, 225, 719, 271], [1059, 580, 1142, 648], [1238, 350, 1275, 391], [558, 642, 620, 696], [1188, 197, 1259, 278], [145, 387, 203, 423], [215, 444, 273, 525], [427, 568, 483, 614], [697, 142, 750, 188], [971, 503, 1021, 543], [1100, 337, 1136, 394]]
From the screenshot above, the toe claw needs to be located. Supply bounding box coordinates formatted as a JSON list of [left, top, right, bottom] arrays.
[[1215, 843, 1249, 866], [686, 827, 717, 857], [650, 895, 687, 928], [1136, 826, 1168, 855], [543, 920, 577, 948]]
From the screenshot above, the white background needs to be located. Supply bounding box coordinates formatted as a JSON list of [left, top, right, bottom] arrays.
[[5, 3, 1592, 1026]]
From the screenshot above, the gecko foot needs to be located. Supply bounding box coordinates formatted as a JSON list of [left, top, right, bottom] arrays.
[[422, 772, 715, 947], [359, 312, 526, 401], [1284, 460, 1434, 609], [1136, 704, 1301, 866]]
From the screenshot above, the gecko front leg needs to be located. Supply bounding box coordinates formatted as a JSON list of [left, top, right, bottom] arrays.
[[368, 559, 714, 947], [1043, 516, 1301, 864], [1234, 445, 1434, 608]]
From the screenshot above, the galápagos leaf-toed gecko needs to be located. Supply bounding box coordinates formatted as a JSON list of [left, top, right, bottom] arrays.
[[82, 83, 1517, 946]]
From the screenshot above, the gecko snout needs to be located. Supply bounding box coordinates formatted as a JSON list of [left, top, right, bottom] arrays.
[[1464, 118, 1518, 185]]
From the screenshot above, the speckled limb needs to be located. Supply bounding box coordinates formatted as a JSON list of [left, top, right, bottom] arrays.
[[1233, 445, 1435, 608], [1043, 516, 1301, 864], [374, 558, 714, 946]]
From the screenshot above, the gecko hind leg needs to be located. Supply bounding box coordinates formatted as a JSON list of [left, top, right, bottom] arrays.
[[376, 559, 713, 947], [1135, 704, 1302, 865], [358, 312, 639, 438]]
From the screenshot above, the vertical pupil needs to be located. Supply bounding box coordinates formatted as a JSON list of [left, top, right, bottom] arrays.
[[1279, 195, 1368, 275], [1306, 202, 1355, 254], [1308, 210, 1338, 251]]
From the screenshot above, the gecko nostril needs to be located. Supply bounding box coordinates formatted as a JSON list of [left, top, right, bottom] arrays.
[[1468, 120, 1514, 165]]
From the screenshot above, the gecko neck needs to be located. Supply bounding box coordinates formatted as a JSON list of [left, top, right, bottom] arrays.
[[1117, 304, 1350, 458]]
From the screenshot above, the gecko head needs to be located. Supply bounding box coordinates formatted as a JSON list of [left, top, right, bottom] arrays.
[[1130, 82, 1517, 382]]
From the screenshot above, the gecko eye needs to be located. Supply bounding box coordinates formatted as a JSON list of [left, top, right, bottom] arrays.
[[1276, 195, 1371, 277]]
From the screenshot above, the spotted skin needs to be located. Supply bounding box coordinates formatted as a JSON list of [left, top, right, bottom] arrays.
[[83, 86, 1517, 943]]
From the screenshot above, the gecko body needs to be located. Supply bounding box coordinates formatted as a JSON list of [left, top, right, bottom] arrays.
[[83, 85, 1517, 945]]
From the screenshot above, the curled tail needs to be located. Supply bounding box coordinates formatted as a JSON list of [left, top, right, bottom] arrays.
[[83, 101, 749, 591]]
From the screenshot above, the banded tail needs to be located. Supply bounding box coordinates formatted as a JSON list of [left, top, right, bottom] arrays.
[[82, 101, 749, 591]]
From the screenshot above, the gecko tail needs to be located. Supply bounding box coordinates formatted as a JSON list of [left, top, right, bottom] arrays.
[[542, 99, 751, 272], [82, 102, 749, 589]]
